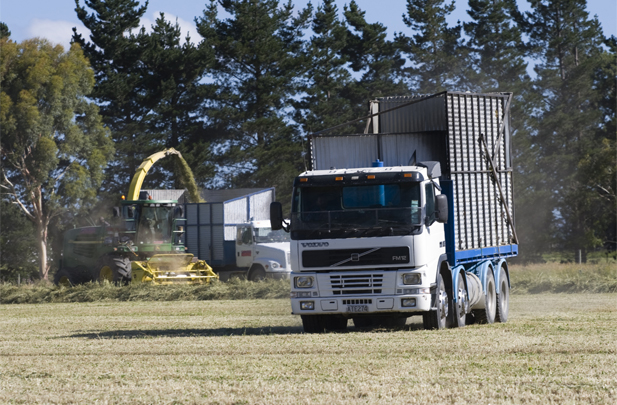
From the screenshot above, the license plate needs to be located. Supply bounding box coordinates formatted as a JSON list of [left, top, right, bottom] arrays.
[[346, 305, 369, 313]]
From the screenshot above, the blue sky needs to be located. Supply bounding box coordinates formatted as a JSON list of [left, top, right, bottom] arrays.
[[3, 0, 615, 51]]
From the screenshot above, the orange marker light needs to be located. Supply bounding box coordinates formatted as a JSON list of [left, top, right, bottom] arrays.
[[335, 176, 343, 181], [300, 178, 308, 182], [367, 175, 376, 180], [404, 173, 412, 178], [121, 195, 126, 200]]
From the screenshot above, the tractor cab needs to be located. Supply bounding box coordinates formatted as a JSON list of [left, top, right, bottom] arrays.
[[115, 191, 187, 258]]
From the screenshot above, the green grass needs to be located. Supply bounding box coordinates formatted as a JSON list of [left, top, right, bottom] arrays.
[[509, 262, 617, 294], [0, 294, 615, 404]]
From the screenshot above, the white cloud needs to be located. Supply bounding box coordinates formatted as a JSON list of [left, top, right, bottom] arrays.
[[27, 18, 90, 51], [140, 11, 201, 45], [24, 11, 201, 53]]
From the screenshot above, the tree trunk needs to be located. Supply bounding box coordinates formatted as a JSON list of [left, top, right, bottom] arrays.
[[36, 221, 50, 280]]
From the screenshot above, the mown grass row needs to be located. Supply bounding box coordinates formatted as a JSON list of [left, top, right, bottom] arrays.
[[0, 278, 290, 304], [1, 262, 615, 304]]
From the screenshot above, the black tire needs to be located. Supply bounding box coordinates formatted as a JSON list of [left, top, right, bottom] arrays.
[[93, 255, 132, 284], [447, 271, 467, 328], [54, 268, 76, 287], [495, 266, 510, 323], [301, 315, 325, 333], [323, 316, 348, 331], [248, 265, 266, 281], [423, 273, 448, 330], [473, 269, 496, 324]]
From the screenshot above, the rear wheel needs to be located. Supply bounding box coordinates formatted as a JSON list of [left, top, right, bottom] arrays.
[[447, 271, 467, 328], [248, 265, 266, 281], [473, 269, 496, 324], [423, 273, 448, 330], [94, 255, 131, 284], [495, 266, 510, 323], [301, 315, 325, 333]]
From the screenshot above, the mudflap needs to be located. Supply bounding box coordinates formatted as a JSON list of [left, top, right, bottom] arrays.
[[131, 254, 219, 284]]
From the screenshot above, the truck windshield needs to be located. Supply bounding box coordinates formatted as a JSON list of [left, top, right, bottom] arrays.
[[254, 227, 291, 243], [136, 205, 173, 244], [291, 183, 421, 240]]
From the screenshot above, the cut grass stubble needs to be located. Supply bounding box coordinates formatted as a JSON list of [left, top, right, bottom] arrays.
[[0, 294, 616, 404]]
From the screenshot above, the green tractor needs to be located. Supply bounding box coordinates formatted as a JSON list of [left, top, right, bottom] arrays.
[[55, 149, 218, 286]]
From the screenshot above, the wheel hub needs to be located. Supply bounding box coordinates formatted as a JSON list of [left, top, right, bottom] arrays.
[[438, 290, 448, 319]]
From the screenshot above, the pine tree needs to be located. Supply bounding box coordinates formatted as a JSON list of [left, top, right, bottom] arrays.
[[0, 22, 10, 39], [139, 14, 215, 188], [294, 0, 354, 135], [73, 0, 158, 195], [397, 0, 464, 93], [195, 0, 310, 207], [342, 0, 407, 126], [518, 0, 612, 261], [463, 0, 529, 91]]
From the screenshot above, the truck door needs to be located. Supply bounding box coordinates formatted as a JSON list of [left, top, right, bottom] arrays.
[[423, 182, 445, 261], [236, 226, 254, 268]]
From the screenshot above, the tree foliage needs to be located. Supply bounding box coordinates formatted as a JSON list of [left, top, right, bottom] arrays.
[[293, 0, 354, 135], [517, 0, 614, 261], [195, 0, 310, 206], [0, 200, 38, 281], [0, 37, 114, 279], [397, 0, 464, 93]]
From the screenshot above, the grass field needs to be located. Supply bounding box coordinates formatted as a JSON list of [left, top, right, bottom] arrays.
[[1, 294, 616, 404]]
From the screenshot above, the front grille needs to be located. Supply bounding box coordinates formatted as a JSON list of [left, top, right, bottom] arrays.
[[343, 299, 372, 305], [302, 247, 409, 268], [330, 273, 383, 295]]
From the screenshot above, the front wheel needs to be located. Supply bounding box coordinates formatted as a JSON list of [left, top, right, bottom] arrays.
[[495, 266, 510, 323], [447, 271, 467, 328], [54, 269, 76, 287], [423, 273, 448, 330], [94, 255, 131, 284], [248, 265, 266, 281], [301, 315, 325, 333]]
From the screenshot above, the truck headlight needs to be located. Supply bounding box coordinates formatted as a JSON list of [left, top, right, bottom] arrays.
[[294, 276, 314, 288], [402, 273, 422, 285], [402, 298, 417, 307], [300, 301, 314, 310]]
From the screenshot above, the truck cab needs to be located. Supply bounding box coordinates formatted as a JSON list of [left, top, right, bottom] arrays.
[[275, 164, 448, 327], [235, 220, 291, 281]]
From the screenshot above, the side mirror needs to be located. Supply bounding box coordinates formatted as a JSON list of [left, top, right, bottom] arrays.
[[270, 202, 283, 231], [435, 194, 448, 223], [174, 205, 184, 218], [112, 207, 121, 218]]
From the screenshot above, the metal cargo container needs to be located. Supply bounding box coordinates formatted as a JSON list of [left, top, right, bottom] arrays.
[[308, 91, 517, 265], [183, 188, 275, 267]]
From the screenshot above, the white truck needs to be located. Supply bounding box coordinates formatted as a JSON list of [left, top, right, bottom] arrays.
[[270, 91, 518, 332], [183, 188, 291, 281], [232, 220, 291, 281]]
